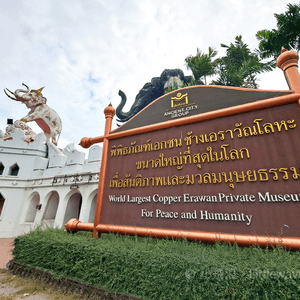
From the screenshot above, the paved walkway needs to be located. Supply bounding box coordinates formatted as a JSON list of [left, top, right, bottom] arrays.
[[0, 270, 66, 300], [0, 238, 68, 299], [0, 238, 14, 269], [0, 239, 51, 299]]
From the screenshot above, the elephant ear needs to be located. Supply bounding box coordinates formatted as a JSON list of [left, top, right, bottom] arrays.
[[41, 97, 47, 104]]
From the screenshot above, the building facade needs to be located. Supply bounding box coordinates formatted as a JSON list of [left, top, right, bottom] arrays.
[[0, 129, 101, 238]]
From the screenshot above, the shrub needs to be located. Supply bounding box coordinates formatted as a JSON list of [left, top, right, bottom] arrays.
[[13, 228, 300, 299]]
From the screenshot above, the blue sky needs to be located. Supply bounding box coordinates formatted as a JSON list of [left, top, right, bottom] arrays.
[[0, 0, 291, 151]]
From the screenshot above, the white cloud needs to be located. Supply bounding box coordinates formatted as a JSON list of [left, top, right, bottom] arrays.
[[0, 0, 292, 153]]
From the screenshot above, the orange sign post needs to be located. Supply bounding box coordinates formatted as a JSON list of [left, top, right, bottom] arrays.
[[66, 49, 300, 249]]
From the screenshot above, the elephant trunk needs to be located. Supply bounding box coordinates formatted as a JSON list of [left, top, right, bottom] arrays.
[[15, 83, 30, 98], [116, 90, 135, 123]]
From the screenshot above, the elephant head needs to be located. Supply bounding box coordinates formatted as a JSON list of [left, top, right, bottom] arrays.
[[4, 83, 46, 109], [116, 69, 192, 124]]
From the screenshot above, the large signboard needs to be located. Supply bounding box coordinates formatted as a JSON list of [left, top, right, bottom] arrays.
[[102, 93, 300, 238], [65, 50, 300, 248]]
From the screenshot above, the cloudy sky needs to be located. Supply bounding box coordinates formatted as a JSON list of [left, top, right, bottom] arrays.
[[0, 0, 292, 152]]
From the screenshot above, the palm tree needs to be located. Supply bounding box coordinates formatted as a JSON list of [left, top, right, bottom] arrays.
[[211, 36, 274, 88], [184, 47, 217, 85], [256, 3, 300, 59], [183, 36, 273, 90]]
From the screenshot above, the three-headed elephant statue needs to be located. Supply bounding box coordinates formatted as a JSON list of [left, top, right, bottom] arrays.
[[4, 83, 62, 145]]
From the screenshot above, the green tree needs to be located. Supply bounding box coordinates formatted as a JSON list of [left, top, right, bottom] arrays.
[[256, 3, 300, 59], [212, 36, 273, 88], [184, 36, 273, 89], [184, 47, 217, 84]]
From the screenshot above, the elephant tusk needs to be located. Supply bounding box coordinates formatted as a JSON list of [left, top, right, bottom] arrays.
[[4, 89, 17, 100], [6, 88, 14, 95]]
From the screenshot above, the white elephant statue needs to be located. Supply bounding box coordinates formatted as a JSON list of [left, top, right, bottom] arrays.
[[4, 83, 62, 145]]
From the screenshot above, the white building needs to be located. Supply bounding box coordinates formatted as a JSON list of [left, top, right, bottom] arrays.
[[0, 129, 101, 238]]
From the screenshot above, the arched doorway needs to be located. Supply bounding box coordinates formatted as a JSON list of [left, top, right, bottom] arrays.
[[25, 193, 40, 222], [88, 193, 97, 223], [42, 191, 59, 227], [0, 193, 5, 218], [63, 192, 82, 224]]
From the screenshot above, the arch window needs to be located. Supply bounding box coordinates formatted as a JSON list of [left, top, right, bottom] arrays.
[[0, 163, 4, 175], [9, 164, 19, 176]]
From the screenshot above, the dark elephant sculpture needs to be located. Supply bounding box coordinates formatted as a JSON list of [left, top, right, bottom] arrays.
[[116, 69, 192, 124]]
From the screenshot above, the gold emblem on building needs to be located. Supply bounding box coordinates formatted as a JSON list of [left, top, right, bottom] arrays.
[[171, 92, 188, 108]]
